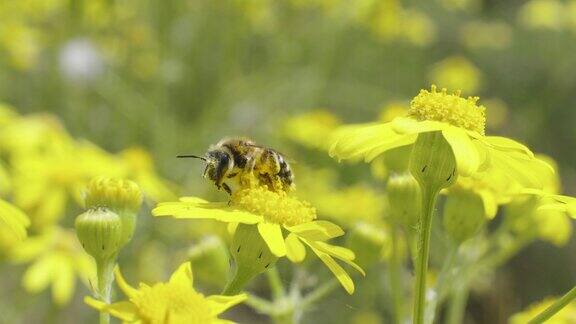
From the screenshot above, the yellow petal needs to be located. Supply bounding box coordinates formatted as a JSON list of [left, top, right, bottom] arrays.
[[442, 127, 480, 177], [391, 117, 444, 134], [483, 136, 534, 157], [311, 248, 355, 294], [307, 241, 365, 276], [477, 189, 498, 219], [169, 261, 193, 287], [285, 221, 344, 241], [114, 267, 139, 299], [153, 201, 262, 224], [52, 258, 75, 305], [0, 199, 29, 240], [206, 294, 247, 316], [84, 297, 138, 322], [23, 255, 56, 293], [285, 233, 306, 263], [257, 223, 286, 257]]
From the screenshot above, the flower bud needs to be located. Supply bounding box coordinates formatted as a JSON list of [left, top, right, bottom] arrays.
[[83, 177, 142, 247], [188, 235, 229, 288], [75, 208, 123, 260], [409, 132, 457, 191], [443, 190, 486, 243], [76, 178, 142, 260], [223, 224, 278, 295], [387, 173, 421, 229]]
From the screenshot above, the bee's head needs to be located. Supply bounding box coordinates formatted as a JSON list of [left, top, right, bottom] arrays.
[[178, 149, 233, 186], [203, 149, 233, 183]]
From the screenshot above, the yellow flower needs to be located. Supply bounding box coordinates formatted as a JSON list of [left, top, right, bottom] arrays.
[[9, 227, 95, 305], [85, 262, 247, 324], [0, 199, 29, 241], [153, 185, 364, 294], [429, 56, 482, 95], [505, 156, 576, 246], [510, 298, 576, 324], [330, 86, 552, 190]]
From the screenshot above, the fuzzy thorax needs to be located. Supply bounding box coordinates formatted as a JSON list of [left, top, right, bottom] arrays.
[[409, 85, 486, 135]]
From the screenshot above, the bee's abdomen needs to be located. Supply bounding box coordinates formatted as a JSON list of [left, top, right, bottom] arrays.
[[276, 155, 293, 186]]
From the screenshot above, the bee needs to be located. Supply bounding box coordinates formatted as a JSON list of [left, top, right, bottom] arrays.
[[178, 138, 294, 195]]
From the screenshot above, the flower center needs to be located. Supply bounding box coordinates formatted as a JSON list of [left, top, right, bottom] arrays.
[[231, 186, 317, 226], [408, 85, 486, 135], [134, 283, 212, 323]]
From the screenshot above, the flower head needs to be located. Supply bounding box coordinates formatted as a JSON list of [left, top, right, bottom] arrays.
[[232, 186, 316, 226], [86, 262, 246, 324], [84, 177, 143, 214], [330, 86, 552, 188], [409, 85, 485, 134], [153, 185, 364, 294]]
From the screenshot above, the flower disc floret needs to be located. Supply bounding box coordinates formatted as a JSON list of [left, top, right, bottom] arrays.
[[231, 186, 316, 226], [409, 85, 486, 135], [84, 177, 142, 213]]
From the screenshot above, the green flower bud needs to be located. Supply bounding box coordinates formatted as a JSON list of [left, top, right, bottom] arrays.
[[188, 236, 229, 288], [409, 132, 457, 191], [223, 224, 278, 295], [75, 208, 123, 260], [443, 190, 486, 243], [83, 177, 142, 247], [387, 173, 421, 229]]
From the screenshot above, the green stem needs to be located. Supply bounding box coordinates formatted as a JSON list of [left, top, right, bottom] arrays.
[[267, 267, 285, 300], [96, 257, 116, 324], [528, 286, 576, 324], [413, 186, 439, 324], [446, 284, 469, 324], [300, 279, 339, 310], [389, 226, 404, 324], [426, 243, 458, 324]]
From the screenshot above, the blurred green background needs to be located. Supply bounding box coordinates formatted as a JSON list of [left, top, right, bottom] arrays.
[[2, 0, 576, 323]]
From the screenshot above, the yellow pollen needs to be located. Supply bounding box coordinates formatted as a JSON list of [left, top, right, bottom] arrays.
[[231, 186, 317, 226], [408, 85, 486, 135], [133, 283, 211, 323]]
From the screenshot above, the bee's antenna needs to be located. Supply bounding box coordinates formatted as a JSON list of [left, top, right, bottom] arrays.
[[177, 154, 206, 161]]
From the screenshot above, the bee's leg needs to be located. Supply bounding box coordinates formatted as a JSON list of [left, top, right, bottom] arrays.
[[222, 183, 232, 196]]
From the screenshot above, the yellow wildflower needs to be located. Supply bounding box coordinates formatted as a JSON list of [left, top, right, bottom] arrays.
[[10, 227, 95, 305], [330, 86, 552, 190], [85, 262, 247, 324], [153, 184, 364, 294], [506, 157, 576, 246]]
